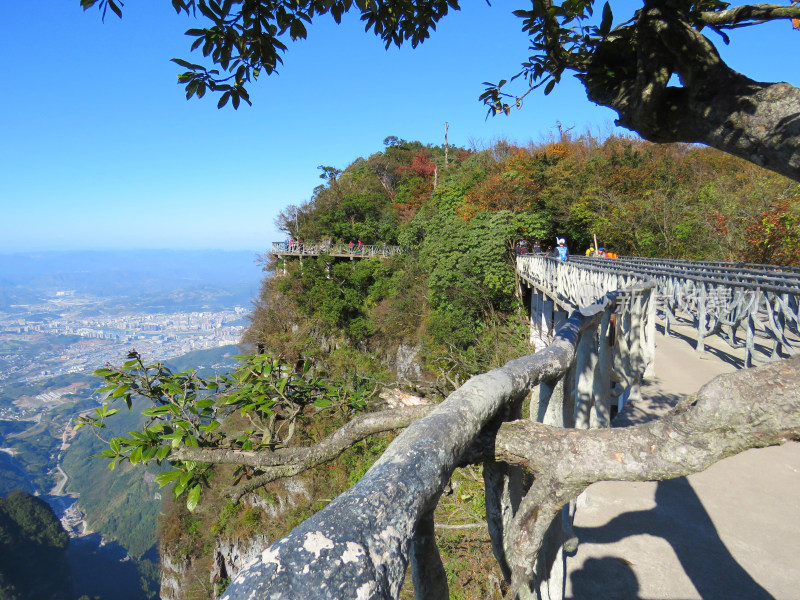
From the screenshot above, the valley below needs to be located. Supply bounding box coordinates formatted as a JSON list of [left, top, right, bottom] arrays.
[[0, 250, 261, 599]]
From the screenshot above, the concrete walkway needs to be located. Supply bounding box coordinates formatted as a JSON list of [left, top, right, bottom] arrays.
[[564, 323, 800, 599]]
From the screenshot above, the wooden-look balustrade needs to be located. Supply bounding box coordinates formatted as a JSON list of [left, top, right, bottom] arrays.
[[271, 241, 402, 259]]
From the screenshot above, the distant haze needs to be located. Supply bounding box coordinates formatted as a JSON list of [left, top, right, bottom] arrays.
[[0, 249, 266, 309]]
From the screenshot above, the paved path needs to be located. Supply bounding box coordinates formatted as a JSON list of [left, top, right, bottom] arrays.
[[564, 323, 800, 600]]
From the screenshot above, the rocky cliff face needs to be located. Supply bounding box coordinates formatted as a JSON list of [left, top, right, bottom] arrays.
[[210, 534, 271, 593], [159, 479, 312, 600]]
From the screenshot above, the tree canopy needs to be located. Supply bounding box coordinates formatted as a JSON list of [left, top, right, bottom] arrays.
[[81, 0, 800, 179]]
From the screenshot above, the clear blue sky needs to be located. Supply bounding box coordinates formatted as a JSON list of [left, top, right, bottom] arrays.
[[1, 1, 797, 252]]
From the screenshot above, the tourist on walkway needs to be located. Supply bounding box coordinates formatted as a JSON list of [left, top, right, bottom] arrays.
[[556, 238, 569, 261]]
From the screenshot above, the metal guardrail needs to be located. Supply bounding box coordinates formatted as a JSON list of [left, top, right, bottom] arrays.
[[270, 241, 402, 258], [519, 255, 799, 367]]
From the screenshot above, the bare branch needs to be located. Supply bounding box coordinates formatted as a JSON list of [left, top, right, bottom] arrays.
[[700, 3, 800, 27], [584, 3, 800, 181], [171, 406, 432, 485]]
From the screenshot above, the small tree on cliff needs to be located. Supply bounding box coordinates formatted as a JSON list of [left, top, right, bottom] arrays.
[[81, 0, 800, 181]]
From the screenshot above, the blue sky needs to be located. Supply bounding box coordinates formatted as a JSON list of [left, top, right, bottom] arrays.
[[1, 1, 797, 253]]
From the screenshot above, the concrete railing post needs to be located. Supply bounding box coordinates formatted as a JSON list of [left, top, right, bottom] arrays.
[[590, 309, 613, 429], [410, 510, 448, 600], [574, 327, 599, 430]]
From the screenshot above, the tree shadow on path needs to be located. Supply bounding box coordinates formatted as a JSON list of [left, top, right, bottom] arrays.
[[569, 477, 772, 599]]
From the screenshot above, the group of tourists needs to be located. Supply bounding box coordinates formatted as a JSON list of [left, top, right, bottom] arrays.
[[284, 238, 304, 253], [514, 238, 618, 262], [585, 245, 618, 259]]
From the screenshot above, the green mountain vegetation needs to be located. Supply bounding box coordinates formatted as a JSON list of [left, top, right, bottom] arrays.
[[0, 491, 72, 600], [2, 397, 94, 495], [248, 134, 800, 385], [165, 344, 239, 375], [62, 395, 165, 559], [0, 420, 32, 496], [0, 453, 33, 497]]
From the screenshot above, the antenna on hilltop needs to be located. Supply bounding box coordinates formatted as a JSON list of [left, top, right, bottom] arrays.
[[444, 122, 450, 168]]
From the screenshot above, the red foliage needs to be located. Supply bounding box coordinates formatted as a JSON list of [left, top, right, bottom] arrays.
[[399, 149, 437, 179], [459, 148, 546, 219], [743, 198, 800, 266]]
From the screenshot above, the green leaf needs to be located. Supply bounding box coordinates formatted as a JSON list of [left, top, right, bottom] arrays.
[[202, 420, 221, 433], [195, 398, 215, 409], [142, 445, 158, 462], [290, 19, 307, 39], [186, 484, 202, 512], [277, 377, 289, 395], [155, 470, 183, 487], [111, 384, 130, 399], [107, 0, 122, 19], [142, 406, 171, 416], [129, 446, 143, 465], [156, 445, 171, 461], [174, 474, 190, 497], [600, 1, 613, 36]]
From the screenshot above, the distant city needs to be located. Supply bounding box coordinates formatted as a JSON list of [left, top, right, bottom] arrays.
[[0, 291, 246, 419], [0, 250, 263, 421]]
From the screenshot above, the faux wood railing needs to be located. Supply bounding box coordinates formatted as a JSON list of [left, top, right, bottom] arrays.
[[222, 281, 657, 600], [520, 254, 799, 367], [271, 241, 402, 258]]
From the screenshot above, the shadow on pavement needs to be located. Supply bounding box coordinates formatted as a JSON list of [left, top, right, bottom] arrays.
[[612, 390, 685, 426], [568, 477, 772, 600], [655, 322, 746, 370]]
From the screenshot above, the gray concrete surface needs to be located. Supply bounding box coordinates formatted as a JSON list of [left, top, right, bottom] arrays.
[[564, 323, 800, 600]]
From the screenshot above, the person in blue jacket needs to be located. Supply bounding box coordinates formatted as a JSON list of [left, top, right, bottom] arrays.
[[556, 237, 569, 261]]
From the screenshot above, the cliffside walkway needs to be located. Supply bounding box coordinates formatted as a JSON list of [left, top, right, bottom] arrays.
[[517, 254, 800, 599], [270, 241, 402, 259]]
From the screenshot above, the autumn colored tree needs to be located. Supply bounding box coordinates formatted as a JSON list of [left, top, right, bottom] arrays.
[[744, 197, 800, 265]]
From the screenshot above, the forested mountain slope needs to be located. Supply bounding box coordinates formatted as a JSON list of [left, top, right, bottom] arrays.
[[0, 492, 72, 600], [246, 134, 800, 386]]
